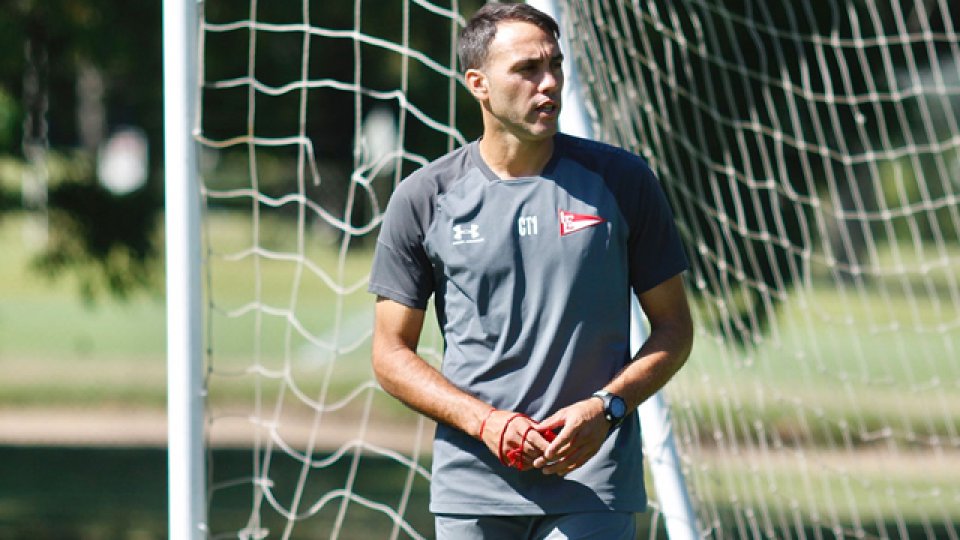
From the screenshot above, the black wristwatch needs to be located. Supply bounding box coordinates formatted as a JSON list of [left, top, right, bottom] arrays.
[[592, 390, 627, 430]]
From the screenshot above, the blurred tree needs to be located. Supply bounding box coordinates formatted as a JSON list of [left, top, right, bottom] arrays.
[[0, 0, 489, 299], [576, 0, 960, 345], [0, 0, 164, 300], [198, 0, 485, 250]]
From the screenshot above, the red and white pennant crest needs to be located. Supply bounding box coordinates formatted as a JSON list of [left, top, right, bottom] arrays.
[[559, 209, 605, 236]]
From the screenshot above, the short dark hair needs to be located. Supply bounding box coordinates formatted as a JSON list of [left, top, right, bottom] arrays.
[[458, 2, 560, 71]]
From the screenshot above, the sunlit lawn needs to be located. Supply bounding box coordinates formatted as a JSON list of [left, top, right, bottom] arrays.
[[2, 210, 958, 427], [1, 211, 958, 532]]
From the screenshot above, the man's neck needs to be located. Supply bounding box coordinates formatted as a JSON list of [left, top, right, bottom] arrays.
[[477, 130, 555, 180]]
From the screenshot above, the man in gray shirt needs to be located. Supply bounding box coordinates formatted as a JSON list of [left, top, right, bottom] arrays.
[[368, 3, 693, 538]]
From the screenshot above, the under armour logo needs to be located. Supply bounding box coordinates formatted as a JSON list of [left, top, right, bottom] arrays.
[[452, 223, 484, 245]]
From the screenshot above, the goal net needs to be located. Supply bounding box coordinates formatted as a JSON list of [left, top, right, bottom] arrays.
[[192, 0, 960, 538], [559, 1, 960, 538], [196, 1, 480, 538]]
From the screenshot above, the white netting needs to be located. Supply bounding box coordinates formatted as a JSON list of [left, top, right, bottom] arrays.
[[197, 0, 479, 538], [196, 0, 960, 538], [561, 0, 960, 538]]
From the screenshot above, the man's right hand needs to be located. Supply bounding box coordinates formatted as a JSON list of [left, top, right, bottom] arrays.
[[478, 410, 555, 470]]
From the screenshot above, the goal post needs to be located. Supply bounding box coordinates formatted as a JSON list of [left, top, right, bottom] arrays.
[[163, 0, 205, 538], [177, 0, 960, 538]]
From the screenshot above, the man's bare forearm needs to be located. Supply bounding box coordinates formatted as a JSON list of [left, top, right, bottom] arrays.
[[605, 318, 693, 411], [605, 275, 694, 411], [371, 297, 490, 437], [373, 343, 490, 435]]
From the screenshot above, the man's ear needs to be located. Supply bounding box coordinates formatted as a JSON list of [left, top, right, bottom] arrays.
[[464, 68, 488, 101]]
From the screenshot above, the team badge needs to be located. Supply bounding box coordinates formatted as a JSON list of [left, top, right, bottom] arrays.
[[559, 209, 605, 236]]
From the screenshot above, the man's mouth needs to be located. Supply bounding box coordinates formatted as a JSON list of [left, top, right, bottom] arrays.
[[536, 101, 559, 115]]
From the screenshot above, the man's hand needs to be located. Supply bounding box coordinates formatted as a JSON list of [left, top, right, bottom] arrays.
[[478, 410, 554, 470], [531, 397, 609, 475]]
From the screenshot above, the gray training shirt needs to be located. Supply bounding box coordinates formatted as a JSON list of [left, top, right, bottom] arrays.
[[368, 133, 688, 515]]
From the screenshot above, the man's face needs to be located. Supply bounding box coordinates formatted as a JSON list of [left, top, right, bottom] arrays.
[[471, 21, 564, 142]]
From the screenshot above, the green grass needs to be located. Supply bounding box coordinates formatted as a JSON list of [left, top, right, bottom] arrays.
[[6, 209, 955, 416], [1, 446, 692, 540], [1, 210, 958, 535], [4, 446, 951, 539], [2, 209, 957, 439], [0, 211, 382, 408], [680, 277, 960, 448], [686, 447, 960, 527], [0, 214, 166, 407]]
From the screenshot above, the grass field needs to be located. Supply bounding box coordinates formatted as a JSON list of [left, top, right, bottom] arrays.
[[3, 211, 957, 420], [1, 211, 958, 538], [0, 215, 167, 408]]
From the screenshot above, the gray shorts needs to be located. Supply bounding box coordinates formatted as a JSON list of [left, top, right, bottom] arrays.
[[435, 511, 637, 540]]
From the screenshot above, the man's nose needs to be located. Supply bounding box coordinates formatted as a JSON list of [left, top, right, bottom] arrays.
[[539, 68, 562, 93]]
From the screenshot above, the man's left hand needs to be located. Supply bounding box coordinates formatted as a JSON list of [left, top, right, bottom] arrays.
[[531, 397, 609, 475]]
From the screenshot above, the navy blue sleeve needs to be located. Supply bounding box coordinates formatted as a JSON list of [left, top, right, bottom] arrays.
[[617, 154, 689, 294]]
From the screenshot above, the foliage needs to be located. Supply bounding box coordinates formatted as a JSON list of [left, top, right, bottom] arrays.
[[36, 178, 160, 303], [572, 0, 960, 345], [0, 0, 164, 301], [0, 0, 490, 300]]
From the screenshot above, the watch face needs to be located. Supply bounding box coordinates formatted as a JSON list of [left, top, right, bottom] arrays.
[[610, 396, 627, 419]]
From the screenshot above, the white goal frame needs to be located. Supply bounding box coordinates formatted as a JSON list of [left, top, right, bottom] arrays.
[[165, 0, 699, 538], [169, 0, 960, 538], [164, 0, 206, 538]]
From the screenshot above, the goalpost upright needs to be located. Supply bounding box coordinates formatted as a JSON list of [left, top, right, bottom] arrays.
[[164, 0, 206, 538], [178, 0, 960, 537], [166, 0, 699, 537]]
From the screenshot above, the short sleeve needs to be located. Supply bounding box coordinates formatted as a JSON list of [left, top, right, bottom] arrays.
[[623, 159, 689, 294], [368, 178, 436, 310]]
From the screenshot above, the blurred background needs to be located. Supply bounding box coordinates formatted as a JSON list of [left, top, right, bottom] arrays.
[[0, 0, 485, 537], [1, 0, 958, 538], [0, 1, 170, 537]]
